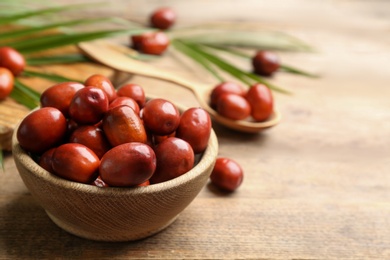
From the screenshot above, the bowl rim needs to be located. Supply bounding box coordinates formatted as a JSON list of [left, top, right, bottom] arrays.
[[12, 107, 218, 197]]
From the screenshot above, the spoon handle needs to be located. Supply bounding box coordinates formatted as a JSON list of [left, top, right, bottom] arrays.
[[79, 41, 210, 99], [77, 40, 281, 133]]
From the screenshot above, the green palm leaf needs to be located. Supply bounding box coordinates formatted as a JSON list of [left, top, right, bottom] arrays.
[[10, 79, 40, 109], [0, 3, 315, 110], [204, 44, 319, 78], [0, 3, 97, 25], [172, 40, 225, 82], [0, 18, 112, 41], [171, 30, 314, 52], [7, 28, 148, 54], [26, 53, 89, 65], [279, 64, 319, 78], [23, 70, 83, 83], [177, 40, 290, 94]]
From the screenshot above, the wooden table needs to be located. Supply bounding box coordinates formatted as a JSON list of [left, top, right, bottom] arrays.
[[1, 0, 390, 259]]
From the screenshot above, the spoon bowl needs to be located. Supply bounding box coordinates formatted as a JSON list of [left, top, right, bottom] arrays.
[[78, 40, 281, 133]]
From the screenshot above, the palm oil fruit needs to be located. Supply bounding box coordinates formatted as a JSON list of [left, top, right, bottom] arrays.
[[17, 107, 67, 154], [40, 82, 84, 117], [102, 105, 147, 146], [131, 32, 170, 55], [210, 157, 244, 192], [142, 98, 180, 136], [175, 108, 211, 154], [100, 142, 156, 187], [0, 46, 26, 76], [150, 137, 194, 184], [69, 86, 109, 125], [52, 143, 100, 184], [252, 50, 280, 76], [84, 74, 117, 102], [245, 83, 273, 122], [0, 67, 14, 100], [19, 75, 215, 188], [150, 7, 177, 30]]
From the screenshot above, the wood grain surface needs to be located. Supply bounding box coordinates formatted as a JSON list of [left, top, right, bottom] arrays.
[[1, 0, 390, 259]]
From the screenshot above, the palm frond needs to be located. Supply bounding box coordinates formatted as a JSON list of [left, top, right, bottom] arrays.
[[171, 30, 314, 52], [172, 40, 225, 82], [0, 3, 98, 25], [0, 18, 111, 41], [26, 53, 89, 65], [199, 44, 319, 78], [6, 28, 149, 54], [11, 79, 40, 109], [23, 70, 83, 83], [280, 64, 319, 78], [176, 40, 290, 94]]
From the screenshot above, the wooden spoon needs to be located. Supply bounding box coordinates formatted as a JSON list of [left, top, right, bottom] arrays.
[[78, 40, 281, 133]]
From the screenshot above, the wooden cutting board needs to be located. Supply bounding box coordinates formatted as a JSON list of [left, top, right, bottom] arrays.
[[0, 46, 129, 151]]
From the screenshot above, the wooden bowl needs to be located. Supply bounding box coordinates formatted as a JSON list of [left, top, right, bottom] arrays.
[[11, 105, 218, 242]]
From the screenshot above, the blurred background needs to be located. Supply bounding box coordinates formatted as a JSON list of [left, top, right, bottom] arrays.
[[1, 1, 390, 259]]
